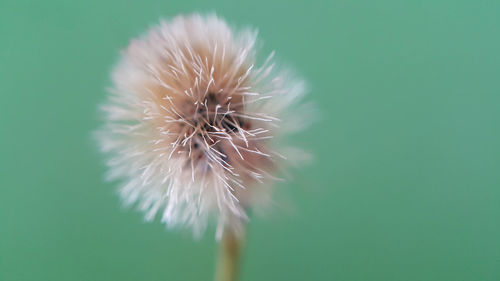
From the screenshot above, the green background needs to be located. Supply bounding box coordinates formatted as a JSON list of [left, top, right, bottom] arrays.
[[1, 0, 500, 280]]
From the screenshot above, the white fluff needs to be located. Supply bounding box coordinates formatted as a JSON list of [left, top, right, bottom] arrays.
[[96, 14, 308, 239]]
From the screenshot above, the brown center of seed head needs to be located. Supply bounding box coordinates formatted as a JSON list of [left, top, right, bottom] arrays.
[[140, 41, 274, 187]]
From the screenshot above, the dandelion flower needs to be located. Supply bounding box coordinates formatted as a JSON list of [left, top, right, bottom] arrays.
[[96, 13, 308, 240]]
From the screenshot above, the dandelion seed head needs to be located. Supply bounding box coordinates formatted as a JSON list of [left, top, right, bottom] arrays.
[[96, 13, 308, 239]]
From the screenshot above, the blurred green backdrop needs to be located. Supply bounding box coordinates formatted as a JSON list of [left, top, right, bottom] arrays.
[[1, 0, 500, 280]]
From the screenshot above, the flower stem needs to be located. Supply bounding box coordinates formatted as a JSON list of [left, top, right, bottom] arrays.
[[215, 230, 244, 281]]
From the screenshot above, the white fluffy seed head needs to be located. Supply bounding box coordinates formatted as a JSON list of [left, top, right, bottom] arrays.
[[96, 13, 308, 239]]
